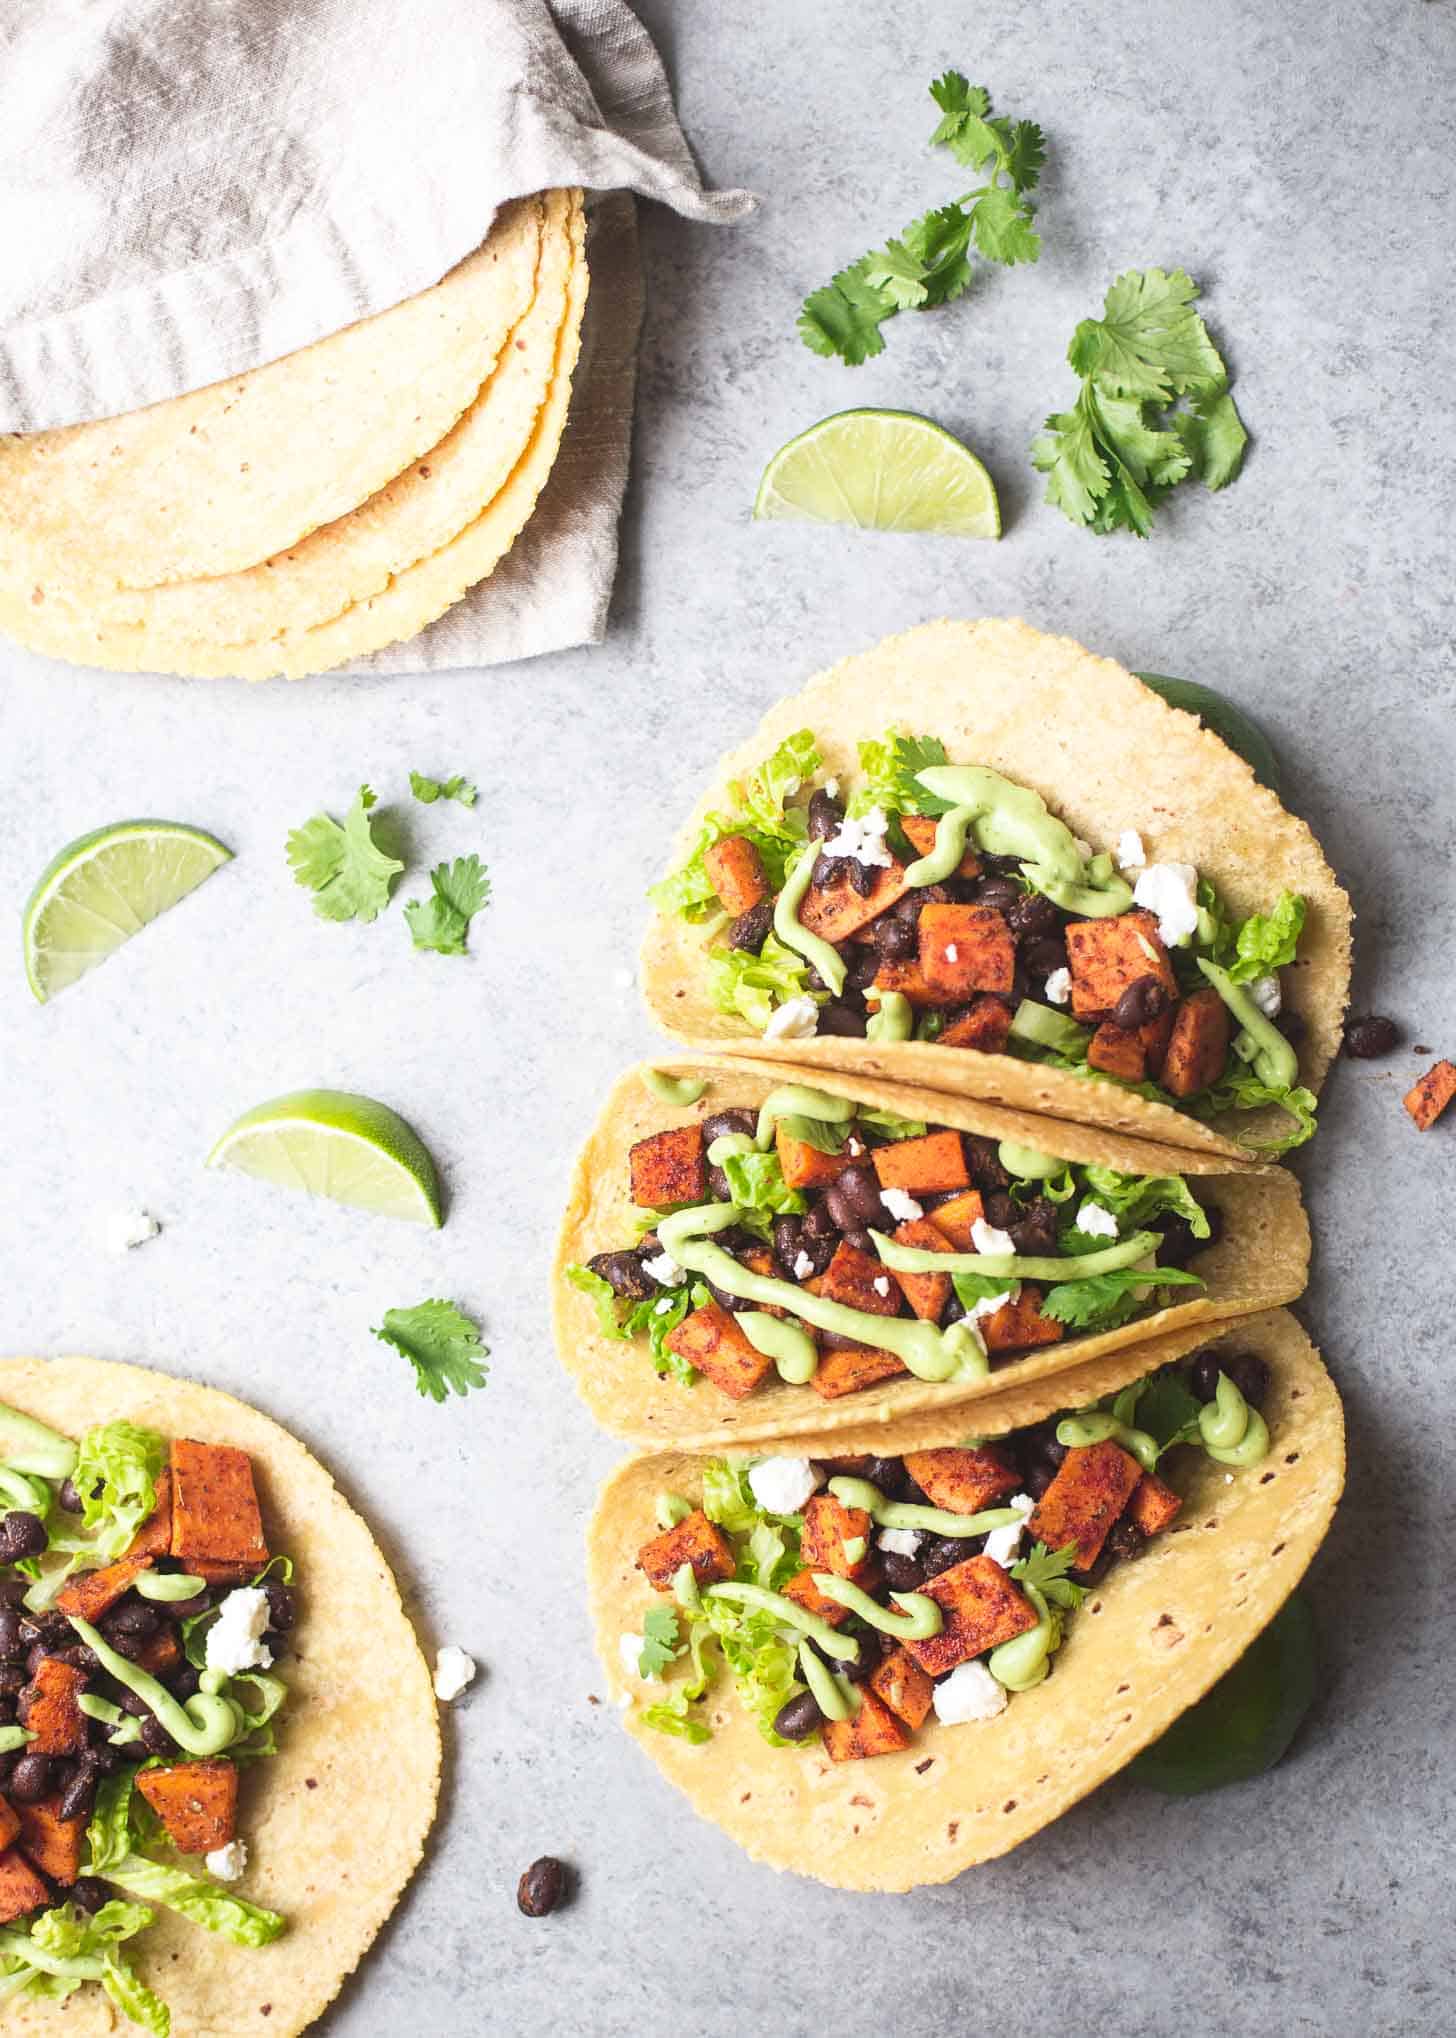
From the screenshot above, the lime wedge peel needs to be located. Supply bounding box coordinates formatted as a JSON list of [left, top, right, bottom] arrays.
[[207, 1089, 443, 1228], [23, 820, 233, 1002], [754, 408, 1001, 539]]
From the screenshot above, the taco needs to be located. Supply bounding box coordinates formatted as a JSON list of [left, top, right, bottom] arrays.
[[640, 618, 1351, 1160], [0, 1356, 439, 2036], [554, 1058, 1308, 1446], [587, 1307, 1343, 1889]]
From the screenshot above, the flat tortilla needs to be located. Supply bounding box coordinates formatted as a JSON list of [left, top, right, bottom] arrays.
[[551, 1057, 1310, 1447], [1, 1354, 440, 2038], [639, 618, 1352, 1160], [588, 1307, 1344, 1890], [0, 199, 543, 594]]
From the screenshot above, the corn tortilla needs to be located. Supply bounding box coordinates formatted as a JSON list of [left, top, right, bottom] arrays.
[[551, 1057, 1310, 1447], [639, 619, 1352, 1160], [1, 1354, 440, 2038], [0, 199, 544, 596], [588, 1307, 1344, 1890]]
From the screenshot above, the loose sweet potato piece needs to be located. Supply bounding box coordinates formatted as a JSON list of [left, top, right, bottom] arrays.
[[1127, 1470, 1183, 1537], [627, 1124, 705, 1210], [809, 1343, 908, 1400], [126, 1468, 173, 1558], [901, 813, 981, 878], [136, 1760, 239, 1856], [867, 956, 942, 1009], [903, 1445, 1021, 1516], [0, 1847, 50, 1924], [18, 1657, 88, 1756], [636, 1508, 736, 1592], [918, 903, 1016, 1000], [1066, 910, 1177, 1021], [810, 1241, 903, 1319], [0, 1797, 17, 1852], [1405, 1059, 1456, 1131], [702, 834, 770, 918], [133, 1627, 182, 1677], [905, 1554, 1038, 1676], [1027, 1441, 1143, 1571], [1087, 1021, 1148, 1083], [664, 1301, 774, 1400], [926, 1189, 985, 1251], [16, 1794, 83, 1884], [800, 1493, 875, 1580], [1161, 987, 1231, 1098], [55, 1553, 154, 1623], [800, 858, 913, 943], [170, 1439, 268, 1567], [888, 1218, 954, 1320], [871, 1130, 970, 1195], [782, 1568, 851, 1627], [775, 1123, 848, 1191], [870, 1647, 936, 1730], [823, 1687, 912, 1762], [939, 996, 1013, 1053], [981, 1284, 1065, 1353]]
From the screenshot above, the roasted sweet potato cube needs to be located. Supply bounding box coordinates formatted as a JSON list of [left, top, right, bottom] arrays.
[[1027, 1441, 1143, 1571], [809, 1343, 908, 1400], [702, 834, 770, 918], [981, 1284, 1065, 1354], [823, 1687, 912, 1762], [186, 1559, 256, 1587], [903, 1445, 1021, 1516], [939, 996, 1013, 1053], [868, 956, 942, 1009], [18, 1657, 88, 1756], [1088, 1020, 1148, 1082], [775, 1123, 848, 1191], [126, 1468, 173, 1558], [1127, 1470, 1183, 1537], [904, 1554, 1039, 1676], [799, 858, 913, 943], [1066, 910, 1177, 1021], [16, 1794, 83, 1884], [636, 1508, 735, 1592], [133, 1627, 182, 1677], [170, 1439, 268, 1567], [627, 1123, 705, 1210], [926, 1189, 985, 1251], [136, 1760, 239, 1856], [0, 1846, 50, 1924], [869, 1647, 936, 1730], [1140, 1004, 1176, 1080], [1405, 1059, 1456, 1131], [918, 904, 1016, 1000], [664, 1300, 774, 1400], [800, 1493, 875, 1580], [0, 1797, 17, 1852], [871, 1129, 970, 1195], [811, 1242, 903, 1318], [56, 1553, 154, 1623], [901, 813, 980, 878], [782, 1568, 851, 1627], [888, 1218, 954, 1321], [1161, 987, 1231, 1098]]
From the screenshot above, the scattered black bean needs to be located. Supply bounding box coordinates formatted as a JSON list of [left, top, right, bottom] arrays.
[[983, 1191, 1018, 1229], [20, 1611, 70, 1649], [726, 899, 774, 953], [702, 1109, 756, 1145], [1345, 1014, 1400, 1059], [24, 1643, 52, 1679], [847, 859, 876, 899], [1007, 892, 1060, 939], [1190, 1348, 1270, 1409], [517, 1856, 569, 1917], [963, 1136, 1010, 1194], [1277, 1009, 1308, 1046], [844, 945, 882, 992], [807, 789, 845, 841], [771, 1690, 825, 1741], [7, 1751, 54, 1803], [1113, 975, 1173, 1030], [0, 1578, 29, 1607], [260, 1581, 295, 1635], [167, 1664, 201, 1701], [836, 1164, 889, 1225], [70, 1876, 112, 1915], [0, 1513, 47, 1564], [841, 1228, 874, 1253], [0, 1663, 27, 1696], [1024, 1460, 1059, 1499], [167, 1591, 213, 1621]]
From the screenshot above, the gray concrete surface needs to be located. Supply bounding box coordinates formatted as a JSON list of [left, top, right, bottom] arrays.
[[2, 1, 1453, 2031]]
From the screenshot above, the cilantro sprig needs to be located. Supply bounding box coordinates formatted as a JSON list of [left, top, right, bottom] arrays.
[[373, 1300, 489, 1402], [1012, 1539, 1088, 1609], [799, 74, 1044, 365], [286, 785, 402, 923], [409, 770, 477, 808], [638, 1608, 682, 1680], [404, 855, 492, 956]]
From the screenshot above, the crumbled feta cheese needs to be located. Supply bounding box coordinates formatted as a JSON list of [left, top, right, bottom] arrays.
[[880, 1186, 924, 1223], [1116, 830, 1147, 872], [982, 1493, 1035, 1570], [619, 1632, 645, 1675], [103, 1209, 160, 1254], [792, 1250, 815, 1281], [877, 1527, 923, 1557], [204, 1840, 248, 1882], [205, 1588, 274, 1676], [764, 995, 819, 1041], [747, 1456, 823, 1516], [1074, 1200, 1119, 1240], [433, 1645, 478, 1702], [932, 1660, 1009, 1725], [823, 776, 840, 799], [872, 1275, 891, 1297], [1133, 862, 1200, 947], [1250, 972, 1283, 1018], [821, 806, 893, 869], [846, 1136, 865, 1157], [971, 1218, 1016, 1257], [653, 1297, 675, 1315], [944, 943, 959, 963], [961, 1281, 1019, 1326], [1043, 967, 1072, 1006], [642, 1250, 683, 1286]]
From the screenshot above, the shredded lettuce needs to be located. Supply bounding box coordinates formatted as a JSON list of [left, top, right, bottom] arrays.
[[103, 1856, 283, 1948], [721, 1150, 807, 1215], [640, 1687, 712, 1743], [707, 931, 817, 1029], [848, 730, 955, 820], [65, 1422, 167, 1564], [699, 1459, 759, 1533], [649, 731, 822, 921], [952, 1270, 1018, 1311], [0, 1901, 163, 2032], [855, 1105, 929, 1141], [1075, 1166, 1210, 1239], [1225, 891, 1306, 982], [1184, 1070, 1318, 1152]]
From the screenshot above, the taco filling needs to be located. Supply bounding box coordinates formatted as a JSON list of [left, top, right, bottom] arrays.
[[0, 1407, 292, 2030], [617, 1345, 1273, 1756], [567, 1081, 1223, 1406], [649, 728, 1317, 1151]]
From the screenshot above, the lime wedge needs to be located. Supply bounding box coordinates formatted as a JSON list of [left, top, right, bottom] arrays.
[[23, 820, 233, 1002], [207, 1089, 442, 1227], [754, 408, 1001, 538]]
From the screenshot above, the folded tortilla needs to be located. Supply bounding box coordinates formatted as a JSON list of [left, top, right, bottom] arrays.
[[552, 1056, 1310, 1447], [2, 1354, 440, 2038], [587, 1307, 1344, 1890]]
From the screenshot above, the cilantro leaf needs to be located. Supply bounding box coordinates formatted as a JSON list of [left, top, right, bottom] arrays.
[[286, 785, 402, 923], [409, 770, 478, 808], [968, 181, 1040, 265], [404, 854, 491, 956], [638, 1607, 682, 1680], [373, 1300, 489, 1402], [952, 1270, 1018, 1311], [1012, 1539, 1088, 1609], [1133, 1372, 1206, 1456], [798, 262, 893, 364], [1041, 1264, 1204, 1332], [849, 730, 953, 817], [1068, 268, 1228, 403], [1175, 389, 1248, 490]]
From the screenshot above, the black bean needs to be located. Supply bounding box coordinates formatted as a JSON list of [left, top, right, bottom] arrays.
[[57, 1478, 85, 1514], [0, 1663, 26, 1696], [1024, 1459, 1059, 1499], [1275, 1008, 1307, 1046], [1191, 1348, 1270, 1409], [842, 1227, 875, 1252], [117, 1688, 154, 1720], [102, 1600, 160, 1642], [872, 912, 917, 961], [847, 859, 876, 899], [48, 1644, 101, 1673], [71, 1876, 111, 1915], [771, 1215, 804, 1278], [879, 1550, 925, 1594], [983, 1191, 1017, 1229], [900, 1476, 931, 1507], [974, 876, 1022, 913], [585, 1250, 656, 1301], [58, 1756, 101, 1823], [0, 1513, 47, 1563], [963, 1136, 1010, 1194], [1007, 892, 1061, 939], [892, 894, 925, 927], [802, 1199, 839, 1247], [167, 1591, 213, 1621], [0, 1578, 29, 1607], [726, 899, 774, 953], [139, 1714, 178, 1756], [817, 1002, 868, 1038], [1113, 975, 1173, 1030], [702, 1109, 756, 1145], [837, 1164, 890, 1224], [1023, 934, 1070, 980], [0, 1609, 23, 1662], [1345, 1014, 1400, 1059], [919, 1537, 968, 1580], [167, 1663, 201, 1701], [0, 1696, 13, 1725], [771, 1690, 825, 1741], [24, 1644, 51, 1680], [807, 788, 845, 841], [1084, 1516, 1146, 1580], [844, 945, 882, 992], [20, 1611, 69, 1648], [517, 1856, 569, 1917], [7, 1752, 53, 1802], [86, 1743, 122, 1774], [859, 1456, 908, 1499], [1008, 1198, 1059, 1257]]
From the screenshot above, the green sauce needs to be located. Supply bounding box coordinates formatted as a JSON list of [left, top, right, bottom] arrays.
[[872, 1227, 1160, 1284], [0, 1467, 52, 1513], [812, 1574, 943, 1640], [989, 1585, 1056, 1690], [996, 1139, 1063, 1180], [672, 1561, 701, 1610], [67, 1616, 243, 1755], [0, 1404, 77, 1481], [753, 1084, 857, 1149], [642, 1069, 706, 1108], [773, 847, 846, 998], [0, 1724, 34, 1754], [706, 1132, 756, 1166], [655, 1492, 692, 1530], [1199, 1372, 1270, 1465], [797, 1638, 855, 1721], [866, 991, 913, 1042], [1197, 959, 1299, 1090], [1055, 1411, 1159, 1472], [736, 1311, 819, 1385], [705, 1580, 859, 1660], [827, 1475, 1022, 1539], [909, 767, 1083, 885], [1036, 872, 1134, 918]]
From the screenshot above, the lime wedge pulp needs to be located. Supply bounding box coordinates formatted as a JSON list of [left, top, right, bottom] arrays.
[[23, 819, 233, 1002], [207, 1089, 442, 1227], [754, 408, 1001, 539]]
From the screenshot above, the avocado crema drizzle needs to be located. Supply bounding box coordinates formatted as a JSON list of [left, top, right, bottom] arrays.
[[774, 763, 1134, 998]]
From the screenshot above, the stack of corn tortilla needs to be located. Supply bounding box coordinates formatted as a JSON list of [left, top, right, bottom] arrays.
[[0, 189, 587, 680]]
